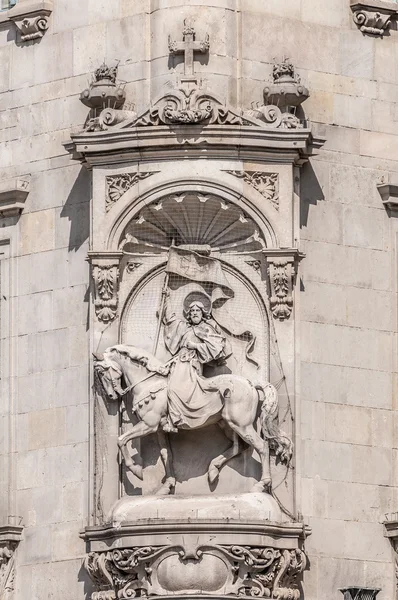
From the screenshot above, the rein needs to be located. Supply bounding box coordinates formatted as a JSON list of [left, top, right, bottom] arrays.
[[108, 355, 176, 397], [118, 370, 159, 397]]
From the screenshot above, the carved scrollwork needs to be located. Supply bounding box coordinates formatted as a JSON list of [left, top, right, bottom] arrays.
[[11, 13, 50, 41], [88, 253, 123, 324], [352, 8, 393, 35], [84, 544, 308, 600]]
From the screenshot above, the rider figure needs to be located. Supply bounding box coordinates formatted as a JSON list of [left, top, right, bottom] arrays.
[[161, 290, 228, 433]]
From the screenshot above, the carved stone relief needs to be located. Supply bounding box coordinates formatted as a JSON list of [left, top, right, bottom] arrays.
[[350, 0, 398, 35], [9, 0, 53, 42], [224, 171, 279, 210], [89, 253, 123, 323], [267, 259, 296, 321], [85, 543, 307, 600], [0, 527, 23, 600], [106, 172, 159, 211]]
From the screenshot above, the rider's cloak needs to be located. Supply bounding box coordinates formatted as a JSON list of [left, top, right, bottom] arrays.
[[163, 312, 228, 428]]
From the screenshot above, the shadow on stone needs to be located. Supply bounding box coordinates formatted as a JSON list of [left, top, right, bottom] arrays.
[[61, 167, 90, 252], [300, 161, 325, 229]]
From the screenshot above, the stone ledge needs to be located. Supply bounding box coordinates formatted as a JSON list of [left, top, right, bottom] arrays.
[[350, 0, 398, 35], [0, 176, 30, 218], [377, 176, 398, 212], [0, 525, 24, 544], [0, 0, 53, 42]]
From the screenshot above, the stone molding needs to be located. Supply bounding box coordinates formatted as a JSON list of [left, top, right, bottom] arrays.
[[377, 178, 398, 212], [66, 125, 325, 167], [263, 249, 304, 322], [350, 0, 398, 35], [0, 526, 23, 600], [1, 0, 53, 41], [87, 252, 123, 323], [0, 176, 30, 218]]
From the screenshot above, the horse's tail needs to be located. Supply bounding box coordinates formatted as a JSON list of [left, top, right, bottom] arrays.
[[256, 383, 293, 466]]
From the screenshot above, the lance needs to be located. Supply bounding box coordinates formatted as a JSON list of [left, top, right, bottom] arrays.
[[152, 246, 173, 356]]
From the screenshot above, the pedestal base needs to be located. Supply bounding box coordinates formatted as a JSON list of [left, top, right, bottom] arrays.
[[83, 494, 310, 600]]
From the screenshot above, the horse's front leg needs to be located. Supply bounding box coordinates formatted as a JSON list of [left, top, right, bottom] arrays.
[[118, 421, 157, 480], [156, 429, 176, 495]]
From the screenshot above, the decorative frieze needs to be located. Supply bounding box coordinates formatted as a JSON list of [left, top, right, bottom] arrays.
[[224, 171, 279, 210], [88, 252, 123, 323], [350, 0, 398, 35], [106, 172, 159, 211], [84, 543, 307, 600]]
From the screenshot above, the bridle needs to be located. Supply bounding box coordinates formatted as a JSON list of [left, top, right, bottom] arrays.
[[97, 356, 169, 398]]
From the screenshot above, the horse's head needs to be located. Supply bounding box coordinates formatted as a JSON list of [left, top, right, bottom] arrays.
[[93, 352, 123, 401]]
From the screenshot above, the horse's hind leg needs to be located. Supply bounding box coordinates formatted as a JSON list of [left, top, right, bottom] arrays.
[[156, 429, 176, 495], [208, 423, 247, 485]]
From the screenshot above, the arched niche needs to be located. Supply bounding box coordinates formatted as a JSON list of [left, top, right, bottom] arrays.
[[113, 188, 275, 498], [106, 179, 279, 251]]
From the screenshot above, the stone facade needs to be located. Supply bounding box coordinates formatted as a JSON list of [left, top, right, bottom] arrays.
[[0, 2, 397, 600]]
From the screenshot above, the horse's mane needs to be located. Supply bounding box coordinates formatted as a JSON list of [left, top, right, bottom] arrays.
[[106, 345, 167, 375]]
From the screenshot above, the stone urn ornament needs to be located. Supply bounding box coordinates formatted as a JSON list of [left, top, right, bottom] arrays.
[[263, 59, 309, 112], [80, 62, 126, 112]]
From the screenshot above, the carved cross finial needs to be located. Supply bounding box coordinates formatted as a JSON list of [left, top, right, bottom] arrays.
[[168, 19, 210, 77]]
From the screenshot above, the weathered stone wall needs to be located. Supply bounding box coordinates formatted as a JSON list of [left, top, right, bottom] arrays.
[[0, 1, 397, 599]]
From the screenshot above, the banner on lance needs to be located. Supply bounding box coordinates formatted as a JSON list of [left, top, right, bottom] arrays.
[[165, 246, 234, 304]]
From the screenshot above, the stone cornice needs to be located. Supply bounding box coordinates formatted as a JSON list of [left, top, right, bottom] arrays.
[[0, 176, 30, 218], [0, 0, 53, 42], [65, 125, 325, 167], [350, 0, 398, 35], [81, 518, 311, 552]]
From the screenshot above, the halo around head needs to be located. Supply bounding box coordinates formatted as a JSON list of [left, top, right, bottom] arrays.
[[183, 290, 212, 315]]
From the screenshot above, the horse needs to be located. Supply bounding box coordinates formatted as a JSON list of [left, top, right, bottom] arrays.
[[93, 344, 292, 495]]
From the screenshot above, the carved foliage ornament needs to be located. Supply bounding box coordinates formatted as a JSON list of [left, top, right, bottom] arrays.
[[224, 171, 279, 210], [106, 172, 159, 211], [84, 544, 307, 600], [267, 259, 296, 321], [89, 254, 123, 323]]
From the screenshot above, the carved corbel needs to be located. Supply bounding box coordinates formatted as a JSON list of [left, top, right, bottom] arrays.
[[377, 177, 398, 213], [88, 252, 123, 324], [0, 526, 23, 600], [264, 250, 304, 322], [9, 0, 53, 42], [350, 1, 398, 36], [383, 517, 398, 593], [0, 176, 30, 218]]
